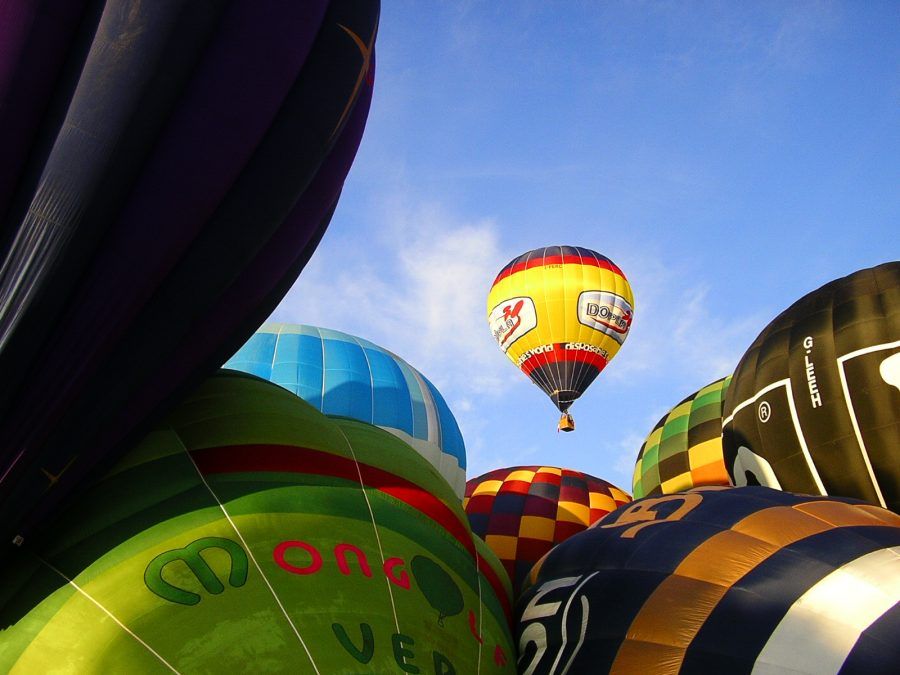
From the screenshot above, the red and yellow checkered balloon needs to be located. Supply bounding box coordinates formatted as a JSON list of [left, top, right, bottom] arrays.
[[463, 466, 630, 592]]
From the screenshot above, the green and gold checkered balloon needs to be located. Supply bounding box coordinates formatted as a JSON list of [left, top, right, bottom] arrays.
[[632, 377, 732, 499]]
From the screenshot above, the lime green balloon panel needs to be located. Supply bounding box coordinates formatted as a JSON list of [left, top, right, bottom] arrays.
[[0, 373, 514, 674]]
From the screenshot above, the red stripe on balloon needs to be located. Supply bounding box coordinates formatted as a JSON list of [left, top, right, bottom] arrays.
[[191, 443, 513, 621], [192, 443, 470, 550], [492, 254, 624, 287], [519, 344, 608, 376], [477, 551, 514, 626]]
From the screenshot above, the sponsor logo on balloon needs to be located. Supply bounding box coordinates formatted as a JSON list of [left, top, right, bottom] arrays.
[[489, 296, 537, 352], [514, 342, 610, 368], [576, 291, 633, 343], [411, 554, 464, 626], [148, 536, 506, 673], [518, 574, 594, 675], [564, 342, 609, 359], [597, 493, 703, 538], [273, 540, 413, 587], [144, 537, 248, 606], [802, 336, 823, 408], [332, 623, 458, 674], [516, 343, 555, 367], [758, 400, 771, 423]]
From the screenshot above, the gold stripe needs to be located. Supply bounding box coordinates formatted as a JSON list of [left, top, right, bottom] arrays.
[[331, 21, 377, 140], [611, 500, 899, 674]]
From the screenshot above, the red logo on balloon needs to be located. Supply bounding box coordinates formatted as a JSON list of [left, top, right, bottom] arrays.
[[500, 300, 525, 346]]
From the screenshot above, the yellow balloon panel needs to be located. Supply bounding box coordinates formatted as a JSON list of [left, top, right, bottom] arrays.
[[487, 247, 633, 413]]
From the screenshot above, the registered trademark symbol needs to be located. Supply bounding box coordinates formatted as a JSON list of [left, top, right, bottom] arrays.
[[758, 401, 771, 423]]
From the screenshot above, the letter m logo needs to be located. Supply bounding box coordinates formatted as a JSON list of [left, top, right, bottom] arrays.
[[144, 537, 249, 605]]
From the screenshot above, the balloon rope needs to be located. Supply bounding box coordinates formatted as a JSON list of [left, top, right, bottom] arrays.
[[544, 247, 566, 409], [315, 326, 327, 412], [568, 248, 589, 409], [0, 448, 25, 486], [475, 550, 483, 675], [350, 334, 377, 425], [334, 425, 402, 635], [270, 324, 283, 383], [184, 450, 321, 674], [36, 555, 181, 674]]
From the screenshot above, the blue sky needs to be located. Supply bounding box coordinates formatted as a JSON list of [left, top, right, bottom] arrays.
[[270, 1, 899, 491]]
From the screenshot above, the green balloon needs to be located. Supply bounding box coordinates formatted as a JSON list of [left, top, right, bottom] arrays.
[[411, 555, 464, 625], [0, 371, 515, 674]]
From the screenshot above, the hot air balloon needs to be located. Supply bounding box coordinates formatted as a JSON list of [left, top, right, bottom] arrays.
[[224, 323, 467, 496], [0, 371, 514, 673], [464, 466, 630, 593], [518, 486, 900, 674], [486, 246, 634, 431], [0, 0, 96, 236], [722, 262, 900, 513], [632, 376, 732, 499], [0, 0, 379, 546]]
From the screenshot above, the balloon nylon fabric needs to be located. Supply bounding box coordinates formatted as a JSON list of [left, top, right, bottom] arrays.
[[0, 0, 379, 545], [723, 261, 900, 513], [517, 486, 900, 675], [0, 371, 514, 673], [487, 246, 633, 416], [632, 376, 732, 499], [0, 0, 98, 248], [225, 322, 467, 497], [464, 465, 630, 593]]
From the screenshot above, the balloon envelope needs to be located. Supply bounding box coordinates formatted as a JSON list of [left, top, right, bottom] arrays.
[[225, 322, 467, 496], [632, 376, 732, 499], [0, 371, 514, 673], [0, 0, 379, 543], [518, 486, 900, 674], [722, 262, 900, 512], [464, 466, 630, 593], [486, 246, 634, 424]]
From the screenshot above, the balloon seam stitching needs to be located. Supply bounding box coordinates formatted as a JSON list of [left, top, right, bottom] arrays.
[[35, 556, 181, 674], [183, 449, 321, 672], [333, 424, 402, 635]]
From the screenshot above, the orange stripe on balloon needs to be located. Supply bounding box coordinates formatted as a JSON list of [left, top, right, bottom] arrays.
[[610, 500, 900, 674]]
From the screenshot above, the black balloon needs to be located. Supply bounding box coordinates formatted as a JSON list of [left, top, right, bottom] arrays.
[[722, 262, 900, 513]]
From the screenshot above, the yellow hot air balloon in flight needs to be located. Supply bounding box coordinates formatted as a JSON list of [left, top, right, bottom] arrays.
[[486, 246, 634, 431]]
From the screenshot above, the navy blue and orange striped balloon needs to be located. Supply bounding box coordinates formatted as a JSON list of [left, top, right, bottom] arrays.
[[517, 486, 900, 674]]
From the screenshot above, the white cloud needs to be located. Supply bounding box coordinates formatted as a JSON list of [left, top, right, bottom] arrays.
[[767, 1, 839, 72], [270, 199, 763, 485], [605, 250, 765, 389], [610, 430, 645, 492], [270, 195, 519, 403]]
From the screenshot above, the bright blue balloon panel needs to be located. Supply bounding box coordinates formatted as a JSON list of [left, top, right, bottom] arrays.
[[224, 324, 466, 476]]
